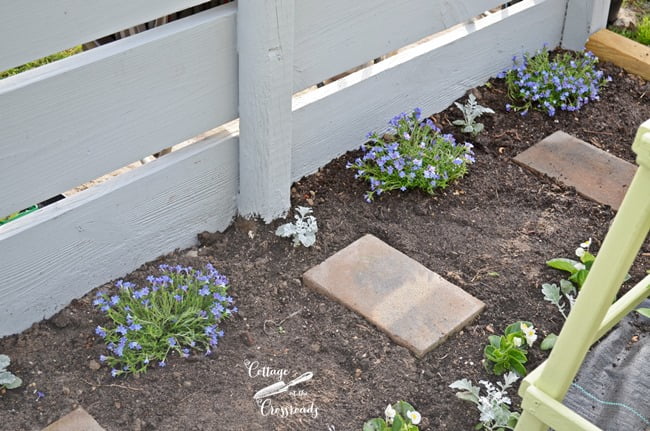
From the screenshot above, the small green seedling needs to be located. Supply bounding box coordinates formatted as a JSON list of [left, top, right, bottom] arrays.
[[483, 321, 537, 376], [453, 93, 495, 136], [363, 401, 422, 431], [275, 206, 318, 247], [0, 354, 22, 390]]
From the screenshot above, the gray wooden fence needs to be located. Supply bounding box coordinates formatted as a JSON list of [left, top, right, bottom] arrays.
[[0, 0, 609, 336]]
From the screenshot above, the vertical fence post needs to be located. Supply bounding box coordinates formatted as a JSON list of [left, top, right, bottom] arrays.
[[562, 0, 610, 50], [237, 0, 295, 222]]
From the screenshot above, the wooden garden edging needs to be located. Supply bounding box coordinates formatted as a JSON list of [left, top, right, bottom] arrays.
[[514, 119, 650, 431], [586, 29, 650, 80]]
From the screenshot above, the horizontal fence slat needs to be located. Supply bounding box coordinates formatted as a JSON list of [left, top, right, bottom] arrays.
[[0, 0, 218, 71], [293, 0, 505, 91], [292, 0, 566, 180], [0, 5, 238, 218], [0, 132, 238, 337]]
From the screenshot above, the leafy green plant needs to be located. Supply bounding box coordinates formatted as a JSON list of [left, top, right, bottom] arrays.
[[546, 238, 595, 289], [539, 279, 577, 350], [453, 93, 495, 136], [0, 354, 22, 390], [546, 238, 630, 289], [450, 372, 520, 431], [497, 46, 610, 116], [347, 108, 475, 202], [93, 263, 236, 377], [483, 322, 537, 376], [636, 308, 650, 318], [363, 401, 422, 431], [541, 279, 576, 320], [275, 206, 318, 247]]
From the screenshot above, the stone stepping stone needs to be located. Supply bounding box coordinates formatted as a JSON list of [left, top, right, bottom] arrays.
[[303, 234, 485, 357], [514, 131, 637, 210], [42, 407, 105, 431]]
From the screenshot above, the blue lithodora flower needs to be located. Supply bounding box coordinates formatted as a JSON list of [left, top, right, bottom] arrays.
[[348, 109, 475, 202], [93, 263, 235, 377], [498, 46, 610, 117]]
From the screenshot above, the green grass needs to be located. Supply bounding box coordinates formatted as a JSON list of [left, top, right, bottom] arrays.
[[611, 16, 650, 46], [0, 45, 82, 80], [611, 0, 650, 46], [634, 15, 650, 45]]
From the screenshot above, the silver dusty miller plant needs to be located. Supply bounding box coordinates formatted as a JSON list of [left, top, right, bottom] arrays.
[[453, 93, 495, 136], [450, 372, 520, 431], [275, 206, 318, 247], [541, 279, 576, 320], [0, 354, 22, 390]]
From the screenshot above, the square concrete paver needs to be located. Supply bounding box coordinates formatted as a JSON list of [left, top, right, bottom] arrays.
[[303, 234, 485, 357], [42, 407, 105, 431], [514, 131, 637, 210]]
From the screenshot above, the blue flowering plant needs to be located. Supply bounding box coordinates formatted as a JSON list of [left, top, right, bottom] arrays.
[[93, 263, 236, 377], [347, 108, 475, 202], [497, 46, 611, 117]]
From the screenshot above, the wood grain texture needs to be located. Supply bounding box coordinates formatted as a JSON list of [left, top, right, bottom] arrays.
[[293, 0, 505, 91], [291, 0, 566, 181], [586, 29, 650, 81], [561, 0, 609, 50], [0, 132, 238, 337], [0, 0, 212, 71], [0, 4, 237, 218], [237, 0, 294, 221]]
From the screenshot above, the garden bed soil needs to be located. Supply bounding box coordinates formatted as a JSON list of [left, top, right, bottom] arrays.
[[1, 61, 649, 431]]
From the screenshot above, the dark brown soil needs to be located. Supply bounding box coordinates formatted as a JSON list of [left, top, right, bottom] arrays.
[[1, 61, 649, 431]]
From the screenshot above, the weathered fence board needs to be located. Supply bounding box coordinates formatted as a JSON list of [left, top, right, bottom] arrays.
[[0, 0, 212, 71], [292, 0, 565, 181], [562, 0, 610, 50], [0, 5, 238, 218], [238, 0, 295, 221], [293, 0, 505, 91], [0, 132, 238, 336]]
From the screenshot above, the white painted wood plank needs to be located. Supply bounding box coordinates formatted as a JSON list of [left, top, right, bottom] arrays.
[[0, 4, 238, 218], [237, 0, 294, 221], [0, 0, 214, 71], [293, 0, 506, 91], [292, 0, 566, 181], [0, 132, 238, 337], [562, 0, 610, 50], [589, 0, 610, 34]]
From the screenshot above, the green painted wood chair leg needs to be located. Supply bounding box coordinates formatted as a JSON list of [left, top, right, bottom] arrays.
[[515, 119, 650, 431]]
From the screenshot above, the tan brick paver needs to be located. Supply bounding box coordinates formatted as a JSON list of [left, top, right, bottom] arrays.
[[303, 234, 485, 357], [42, 407, 105, 431], [514, 131, 637, 210]]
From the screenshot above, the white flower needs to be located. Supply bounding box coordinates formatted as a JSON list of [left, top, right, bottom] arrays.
[[385, 404, 396, 423], [574, 263, 586, 271], [575, 247, 585, 257], [513, 336, 523, 347], [580, 238, 592, 249], [407, 410, 421, 425], [520, 323, 537, 347]]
